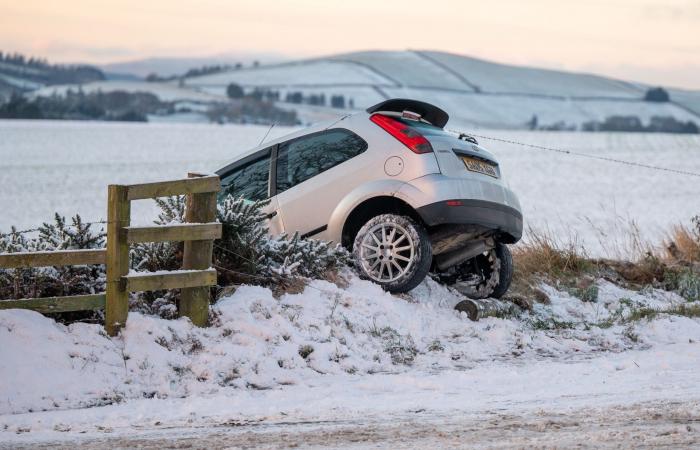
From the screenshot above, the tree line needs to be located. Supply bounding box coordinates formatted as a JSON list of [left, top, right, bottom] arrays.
[[0, 90, 168, 121], [0, 50, 105, 87], [226, 83, 354, 109]]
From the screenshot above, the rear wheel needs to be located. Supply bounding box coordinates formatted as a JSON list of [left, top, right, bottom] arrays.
[[443, 243, 513, 299], [352, 214, 432, 293]]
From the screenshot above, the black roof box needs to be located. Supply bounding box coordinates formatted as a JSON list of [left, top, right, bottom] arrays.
[[366, 98, 449, 128]]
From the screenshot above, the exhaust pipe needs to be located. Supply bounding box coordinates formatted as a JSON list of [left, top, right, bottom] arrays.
[[435, 238, 494, 271]]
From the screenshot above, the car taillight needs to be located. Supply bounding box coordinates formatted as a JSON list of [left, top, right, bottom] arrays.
[[370, 114, 433, 154]]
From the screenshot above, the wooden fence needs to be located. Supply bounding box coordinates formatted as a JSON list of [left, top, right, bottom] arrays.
[[0, 173, 222, 336]]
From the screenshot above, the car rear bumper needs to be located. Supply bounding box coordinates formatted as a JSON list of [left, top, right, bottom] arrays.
[[415, 199, 523, 243]]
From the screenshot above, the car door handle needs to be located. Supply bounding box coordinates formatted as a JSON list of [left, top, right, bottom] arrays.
[[265, 211, 278, 220]]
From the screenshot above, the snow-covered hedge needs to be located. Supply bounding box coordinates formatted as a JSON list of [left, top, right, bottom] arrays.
[[131, 195, 349, 317], [0, 196, 349, 320], [214, 195, 350, 281], [0, 214, 105, 302]]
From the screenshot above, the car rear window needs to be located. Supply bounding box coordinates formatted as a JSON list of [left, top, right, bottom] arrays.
[[219, 153, 271, 201]]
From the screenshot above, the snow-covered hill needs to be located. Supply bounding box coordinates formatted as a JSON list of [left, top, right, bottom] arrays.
[[12, 50, 700, 129], [182, 50, 700, 129]]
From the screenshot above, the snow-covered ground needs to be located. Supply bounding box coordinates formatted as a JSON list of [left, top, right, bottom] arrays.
[[1, 273, 699, 446], [1, 120, 698, 257]]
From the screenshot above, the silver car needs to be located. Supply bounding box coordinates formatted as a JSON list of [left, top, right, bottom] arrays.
[[216, 99, 523, 296]]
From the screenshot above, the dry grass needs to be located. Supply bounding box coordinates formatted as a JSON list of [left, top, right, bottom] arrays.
[[270, 276, 309, 298], [508, 228, 596, 303], [512, 228, 594, 280], [510, 216, 700, 303], [599, 256, 666, 286], [664, 225, 700, 263]]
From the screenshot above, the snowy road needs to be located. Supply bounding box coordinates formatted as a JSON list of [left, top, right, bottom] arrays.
[[3, 342, 700, 448], [16, 401, 698, 449]]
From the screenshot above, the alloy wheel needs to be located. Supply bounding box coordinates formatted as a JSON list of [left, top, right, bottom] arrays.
[[358, 222, 416, 282]]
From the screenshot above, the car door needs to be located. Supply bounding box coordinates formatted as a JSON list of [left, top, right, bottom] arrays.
[[273, 128, 369, 240], [218, 148, 285, 235]]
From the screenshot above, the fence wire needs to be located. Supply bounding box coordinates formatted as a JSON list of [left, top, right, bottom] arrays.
[[0, 220, 109, 238], [451, 130, 700, 178]]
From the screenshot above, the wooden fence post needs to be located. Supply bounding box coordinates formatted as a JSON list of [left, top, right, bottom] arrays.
[[180, 173, 217, 326], [105, 185, 130, 336]]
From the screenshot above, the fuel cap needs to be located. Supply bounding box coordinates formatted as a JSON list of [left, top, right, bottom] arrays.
[[384, 156, 404, 176]]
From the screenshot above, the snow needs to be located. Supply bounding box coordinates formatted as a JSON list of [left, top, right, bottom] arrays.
[[669, 88, 700, 116], [1, 120, 697, 257], [0, 273, 699, 444], [184, 59, 393, 88], [0, 73, 44, 91], [126, 268, 212, 276], [332, 51, 469, 90], [418, 50, 643, 98]]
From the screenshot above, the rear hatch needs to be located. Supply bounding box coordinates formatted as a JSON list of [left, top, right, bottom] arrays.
[[394, 118, 502, 180]]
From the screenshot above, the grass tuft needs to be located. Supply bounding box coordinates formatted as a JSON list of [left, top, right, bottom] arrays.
[[664, 224, 700, 263], [512, 228, 594, 280]]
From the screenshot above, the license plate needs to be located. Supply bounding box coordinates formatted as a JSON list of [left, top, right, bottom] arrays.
[[460, 156, 498, 178]]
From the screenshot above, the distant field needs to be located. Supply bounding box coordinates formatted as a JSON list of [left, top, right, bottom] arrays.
[[1, 120, 698, 257]]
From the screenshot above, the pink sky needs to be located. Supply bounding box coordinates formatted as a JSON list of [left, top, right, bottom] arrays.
[[1, 0, 699, 89]]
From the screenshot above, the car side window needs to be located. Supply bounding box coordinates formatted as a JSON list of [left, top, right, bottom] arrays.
[[275, 129, 368, 194], [219, 152, 271, 201]]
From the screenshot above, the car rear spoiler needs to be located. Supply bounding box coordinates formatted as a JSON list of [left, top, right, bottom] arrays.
[[366, 99, 449, 128]]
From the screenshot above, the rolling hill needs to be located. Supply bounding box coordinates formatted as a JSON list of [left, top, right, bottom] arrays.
[[7, 49, 700, 130], [183, 50, 700, 129], [0, 53, 104, 101]]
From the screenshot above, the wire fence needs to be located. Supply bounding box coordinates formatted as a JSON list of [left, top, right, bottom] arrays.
[[451, 130, 700, 178]]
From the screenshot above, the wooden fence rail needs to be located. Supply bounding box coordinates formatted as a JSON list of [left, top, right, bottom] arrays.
[[0, 249, 107, 314], [0, 173, 222, 336], [0, 249, 106, 268]]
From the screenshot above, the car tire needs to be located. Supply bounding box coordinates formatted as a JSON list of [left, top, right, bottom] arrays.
[[352, 214, 432, 293], [452, 243, 513, 299], [490, 243, 513, 299]]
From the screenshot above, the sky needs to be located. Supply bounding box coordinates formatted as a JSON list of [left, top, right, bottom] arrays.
[[1, 0, 699, 89]]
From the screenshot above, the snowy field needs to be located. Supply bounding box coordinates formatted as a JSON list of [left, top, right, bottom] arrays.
[[1, 119, 698, 257]]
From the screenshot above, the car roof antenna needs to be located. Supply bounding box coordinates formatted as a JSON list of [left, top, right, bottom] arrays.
[[259, 122, 276, 146]]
